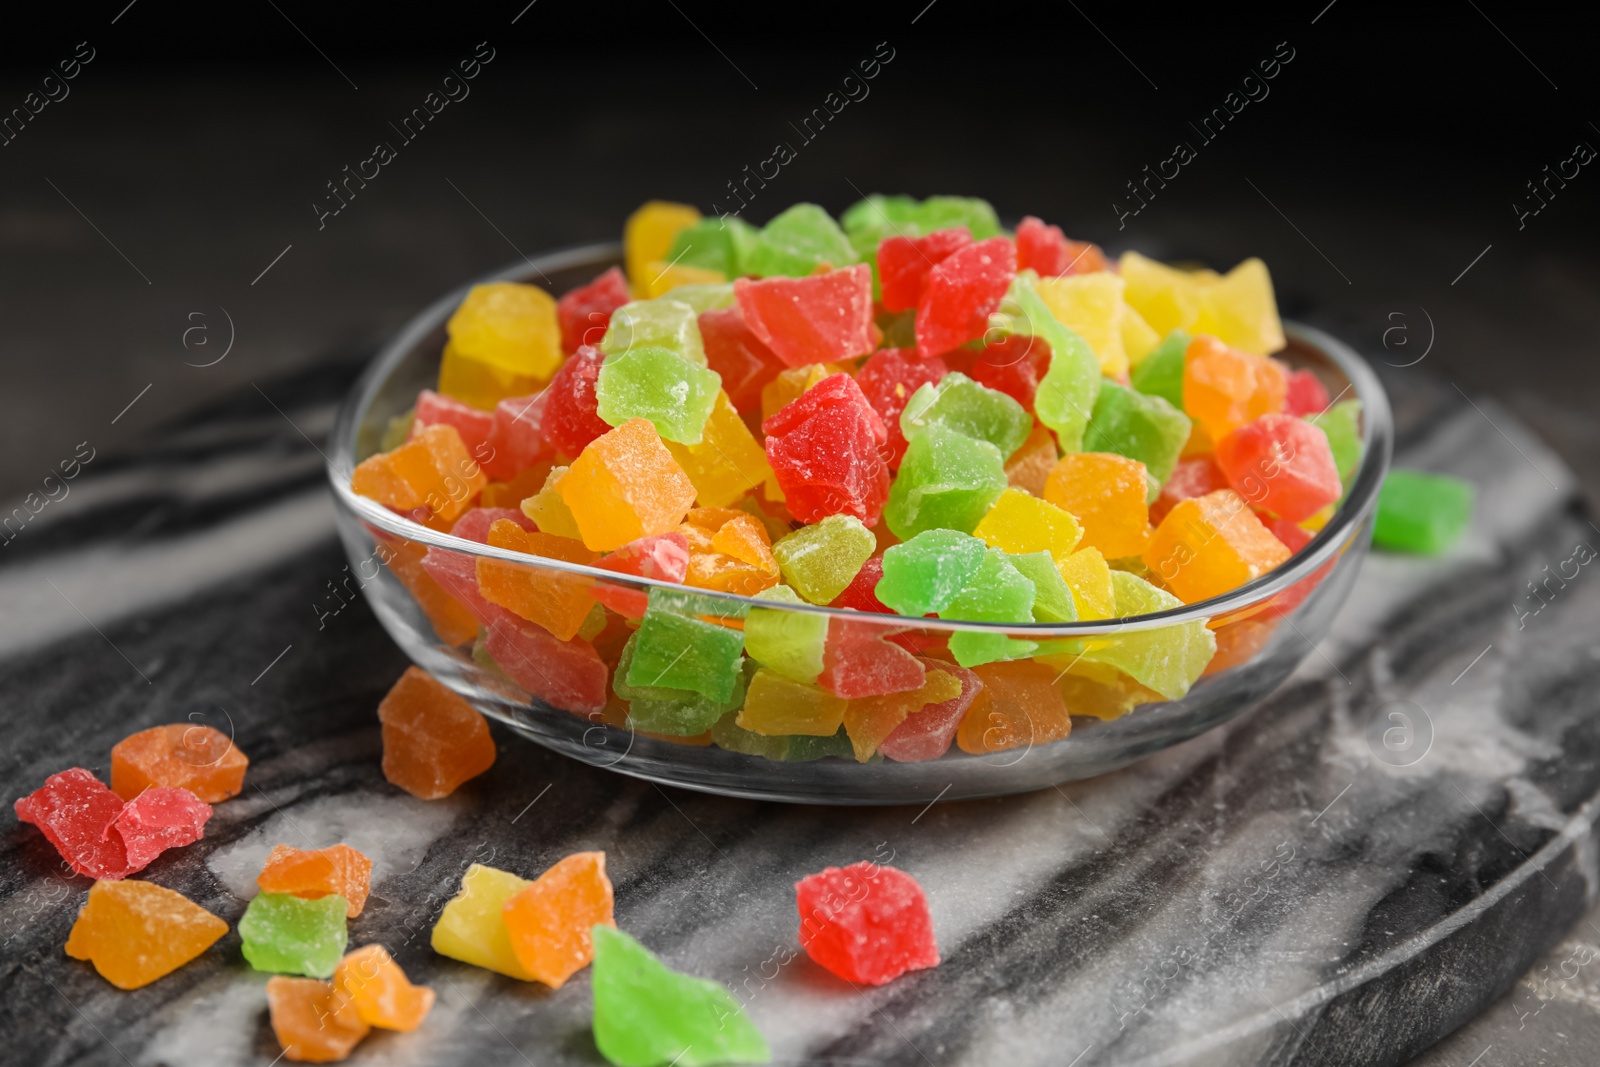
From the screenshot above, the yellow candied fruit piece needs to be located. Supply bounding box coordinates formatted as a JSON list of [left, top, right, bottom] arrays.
[[1119, 251, 1204, 337], [972, 487, 1083, 564], [1044, 453, 1152, 560], [446, 282, 562, 381], [1192, 257, 1285, 357], [624, 201, 701, 292], [438, 342, 546, 411], [521, 466, 584, 540], [1057, 546, 1115, 621], [760, 362, 847, 424], [431, 864, 536, 980], [737, 669, 848, 736], [1035, 272, 1128, 378], [1120, 301, 1162, 366], [664, 392, 773, 509]]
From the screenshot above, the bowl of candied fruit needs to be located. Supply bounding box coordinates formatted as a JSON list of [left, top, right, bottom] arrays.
[[328, 195, 1391, 803]]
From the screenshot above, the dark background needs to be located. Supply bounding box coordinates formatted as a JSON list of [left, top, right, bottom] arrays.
[[0, 4, 1596, 1061]]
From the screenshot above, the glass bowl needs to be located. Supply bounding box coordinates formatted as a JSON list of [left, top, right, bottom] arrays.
[[327, 243, 1392, 804]]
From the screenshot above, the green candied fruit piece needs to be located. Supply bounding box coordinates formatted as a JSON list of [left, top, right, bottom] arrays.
[[601, 299, 707, 365], [1310, 399, 1364, 487], [877, 529, 988, 616], [840, 194, 923, 261], [616, 634, 746, 735], [629, 589, 746, 703], [885, 424, 1009, 540], [771, 515, 876, 605], [591, 925, 771, 1067], [743, 585, 827, 683], [659, 282, 735, 314], [785, 727, 858, 762], [994, 273, 1102, 451], [1373, 469, 1475, 555], [900, 372, 1033, 459], [747, 203, 857, 278], [1008, 551, 1078, 623], [238, 893, 348, 978], [1129, 329, 1191, 411], [665, 216, 758, 277], [1083, 571, 1216, 700], [708, 712, 790, 760], [909, 195, 1003, 239], [1083, 382, 1193, 498], [942, 548, 1039, 668], [595, 346, 721, 446]]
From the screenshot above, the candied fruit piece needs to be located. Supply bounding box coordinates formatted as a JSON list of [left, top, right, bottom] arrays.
[[1058, 546, 1115, 620], [763, 373, 890, 527], [559, 267, 633, 354], [956, 660, 1071, 753], [735, 264, 875, 367], [1142, 489, 1291, 603], [1284, 368, 1330, 417], [437, 341, 544, 412], [65, 879, 227, 990], [414, 389, 494, 461], [384, 536, 481, 645], [666, 215, 758, 277], [1082, 572, 1216, 699], [1004, 421, 1059, 497], [1083, 381, 1192, 493], [682, 509, 781, 597], [593, 531, 691, 619], [1310, 399, 1364, 486], [817, 616, 926, 699], [333, 944, 435, 1032], [629, 588, 746, 704], [110, 787, 211, 871], [877, 529, 988, 616], [884, 424, 1008, 540], [485, 614, 610, 716], [377, 666, 496, 800], [477, 520, 599, 640], [759, 360, 846, 424], [266, 975, 370, 1063], [240, 893, 349, 978], [878, 227, 972, 312], [15, 768, 129, 879], [615, 634, 745, 736], [596, 346, 721, 445], [1009, 550, 1078, 622], [942, 548, 1039, 668], [856, 348, 949, 468], [1152, 455, 1229, 525], [1043, 453, 1152, 559], [878, 661, 983, 762], [502, 851, 616, 988], [1015, 216, 1109, 277], [1129, 328, 1191, 410], [558, 418, 698, 552], [796, 863, 938, 985], [772, 515, 876, 605], [748, 202, 857, 277], [1374, 469, 1475, 555], [1215, 413, 1343, 523], [698, 305, 785, 415], [1183, 335, 1287, 442], [481, 390, 554, 482], [258, 844, 374, 918], [996, 274, 1102, 452], [591, 925, 770, 1067], [543, 344, 612, 458], [1035, 272, 1128, 377], [625, 201, 701, 290], [602, 299, 706, 365], [972, 487, 1084, 563], [521, 466, 585, 539], [743, 586, 828, 683], [830, 554, 893, 614], [915, 236, 1017, 358], [350, 423, 488, 527], [642, 260, 725, 299], [738, 668, 848, 736], [900, 372, 1033, 459], [970, 334, 1051, 413], [110, 722, 248, 803], [432, 863, 537, 979], [843, 668, 963, 761], [1120, 251, 1203, 337], [1192, 257, 1285, 356], [447, 281, 563, 382], [664, 391, 772, 508]]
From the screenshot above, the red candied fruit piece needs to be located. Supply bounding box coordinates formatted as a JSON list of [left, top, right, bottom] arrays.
[[856, 348, 949, 468], [877, 227, 972, 313], [1215, 414, 1342, 523], [915, 236, 1017, 358], [15, 768, 129, 879], [698, 306, 786, 415], [544, 345, 611, 458], [414, 390, 494, 462], [1015, 216, 1108, 276], [734, 264, 875, 368], [111, 788, 212, 871], [1284, 369, 1331, 418], [816, 616, 925, 699], [558, 267, 632, 355], [830, 555, 892, 614], [1151, 456, 1230, 525], [483, 616, 609, 717], [969, 333, 1051, 412], [592, 532, 690, 619], [1264, 514, 1312, 553], [482, 391, 555, 481], [421, 508, 539, 624], [878, 660, 983, 763], [795, 862, 939, 986], [763, 373, 890, 527]]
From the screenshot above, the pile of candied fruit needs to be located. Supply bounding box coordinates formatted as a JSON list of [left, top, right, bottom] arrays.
[[347, 195, 1430, 763]]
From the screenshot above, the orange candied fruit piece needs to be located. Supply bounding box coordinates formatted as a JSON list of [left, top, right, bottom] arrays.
[[680, 509, 780, 596], [501, 851, 616, 988], [65, 880, 228, 990], [1142, 488, 1291, 604], [110, 723, 248, 803], [333, 944, 436, 1032], [258, 844, 374, 918], [476, 520, 599, 640], [377, 666, 496, 800], [557, 418, 698, 552], [1044, 452, 1153, 560], [844, 668, 963, 762], [349, 423, 487, 527], [1181, 335, 1287, 442], [1005, 421, 1059, 497], [956, 660, 1072, 755], [379, 536, 479, 646], [481, 462, 554, 509], [266, 975, 371, 1063]]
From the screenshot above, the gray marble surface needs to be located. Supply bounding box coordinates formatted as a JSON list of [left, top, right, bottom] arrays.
[[3, 353, 1599, 1067]]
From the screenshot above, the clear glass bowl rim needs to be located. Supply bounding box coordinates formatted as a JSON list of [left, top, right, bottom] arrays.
[[326, 242, 1394, 637]]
